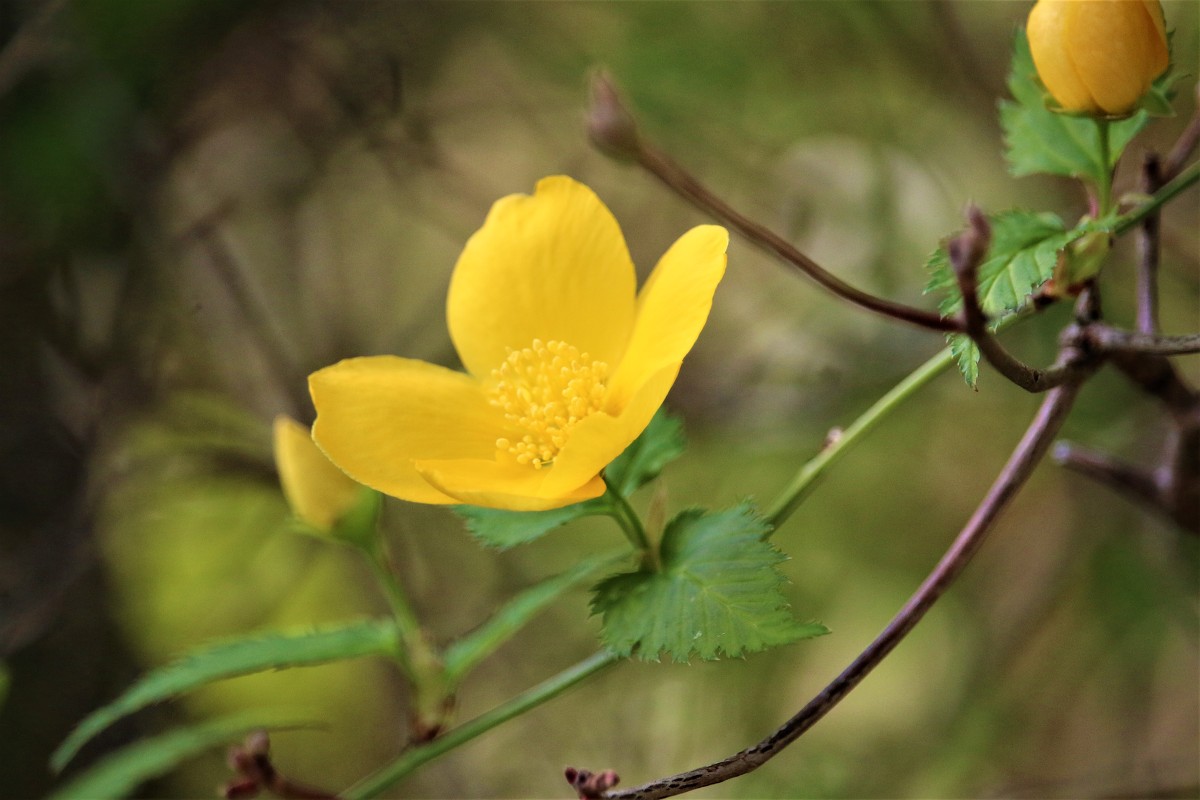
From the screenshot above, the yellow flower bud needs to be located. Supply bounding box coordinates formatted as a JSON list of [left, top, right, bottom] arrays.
[[1027, 0, 1169, 116], [273, 414, 369, 534]]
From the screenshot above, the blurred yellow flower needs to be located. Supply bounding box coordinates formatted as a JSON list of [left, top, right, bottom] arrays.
[[1027, 0, 1169, 116], [309, 176, 728, 511], [273, 414, 367, 532]]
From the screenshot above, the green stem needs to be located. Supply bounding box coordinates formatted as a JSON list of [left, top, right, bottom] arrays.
[[764, 346, 955, 531], [364, 544, 425, 678], [344, 650, 620, 799], [1096, 118, 1113, 216], [1114, 159, 1200, 235], [602, 477, 653, 556]]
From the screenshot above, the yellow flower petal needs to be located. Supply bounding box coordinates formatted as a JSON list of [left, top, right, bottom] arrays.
[[542, 365, 680, 497], [446, 176, 637, 379], [273, 414, 364, 531], [606, 225, 728, 412], [1028, 1, 1098, 112], [309, 356, 505, 505], [414, 458, 606, 511], [1068, 0, 1159, 114]]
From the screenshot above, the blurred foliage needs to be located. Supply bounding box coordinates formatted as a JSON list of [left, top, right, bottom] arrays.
[[1, 1, 1197, 798]]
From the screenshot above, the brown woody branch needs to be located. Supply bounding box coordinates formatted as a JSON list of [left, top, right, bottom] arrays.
[[586, 73, 960, 334]]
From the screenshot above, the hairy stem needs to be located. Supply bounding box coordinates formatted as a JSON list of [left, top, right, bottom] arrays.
[[1113, 160, 1199, 236], [346, 650, 619, 799], [604, 382, 1085, 800]]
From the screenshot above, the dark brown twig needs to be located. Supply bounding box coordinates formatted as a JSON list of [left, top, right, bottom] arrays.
[[596, 373, 1090, 800], [1086, 326, 1200, 357], [223, 731, 340, 800], [586, 73, 960, 334], [950, 207, 1084, 392]]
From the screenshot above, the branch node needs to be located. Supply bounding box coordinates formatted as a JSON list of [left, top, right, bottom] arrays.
[[565, 767, 620, 799]]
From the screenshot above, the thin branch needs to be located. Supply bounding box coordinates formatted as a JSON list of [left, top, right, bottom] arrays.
[[950, 207, 1081, 392], [1052, 442, 1160, 511], [345, 651, 619, 799], [1087, 326, 1200, 357], [1162, 90, 1200, 182], [1135, 153, 1163, 335], [600, 380, 1087, 800], [586, 73, 959, 334]]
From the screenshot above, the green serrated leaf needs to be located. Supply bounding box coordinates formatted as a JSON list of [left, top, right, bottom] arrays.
[[925, 210, 1071, 319], [47, 713, 308, 800], [947, 333, 981, 389], [51, 619, 398, 772], [442, 550, 628, 684], [924, 209, 1081, 388], [454, 409, 686, 549], [1001, 28, 1150, 184], [591, 503, 828, 662]]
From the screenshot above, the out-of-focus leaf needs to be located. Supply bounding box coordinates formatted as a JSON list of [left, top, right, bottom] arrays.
[[52, 620, 398, 772], [442, 550, 628, 684], [47, 713, 306, 800]]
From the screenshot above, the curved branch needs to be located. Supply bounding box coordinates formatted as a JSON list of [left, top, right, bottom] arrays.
[[587, 73, 959, 334], [602, 380, 1087, 800]]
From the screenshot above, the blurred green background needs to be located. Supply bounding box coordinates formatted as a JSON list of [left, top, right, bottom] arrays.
[[1, 1, 1197, 797]]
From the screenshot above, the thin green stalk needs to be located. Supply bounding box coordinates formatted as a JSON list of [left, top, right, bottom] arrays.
[[1114, 159, 1200, 235], [602, 477, 652, 555], [364, 545, 424, 678], [1096, 118, 1113, 216], [764, 346, 955, 531], [344, 650, 620, 799]]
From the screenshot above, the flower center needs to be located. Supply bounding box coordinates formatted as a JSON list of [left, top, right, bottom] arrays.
[[488, 339, 608, 469]]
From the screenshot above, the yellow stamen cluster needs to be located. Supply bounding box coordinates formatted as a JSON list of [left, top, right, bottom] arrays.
[[489, 339, 608, 469]]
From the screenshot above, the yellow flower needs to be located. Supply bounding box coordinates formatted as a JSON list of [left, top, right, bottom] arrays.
[[273, 414, 369, 532], [1027, 0, 1169, 116], [309, 176, 728, 511]]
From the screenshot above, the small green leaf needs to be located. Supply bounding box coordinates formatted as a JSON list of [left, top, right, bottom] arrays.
[[442, 550, 628, 684], [603, 409, 685, 497], [1000, 28, 1150, 184], [591, 503, 828, 662], [47, 713, 308, 800], [52, 619, 398, 772], [924, 210, 1082, 387], [455, 409, 686, 549], [454, 499, 609, 549]]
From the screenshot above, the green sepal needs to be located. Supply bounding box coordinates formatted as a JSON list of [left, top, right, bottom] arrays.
[[455, 409, 685, 549], [51, 619, 399, 772], [591, 503, 828, 662]]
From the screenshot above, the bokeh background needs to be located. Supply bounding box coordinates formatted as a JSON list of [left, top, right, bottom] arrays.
[[1, 1, 1197, 798]]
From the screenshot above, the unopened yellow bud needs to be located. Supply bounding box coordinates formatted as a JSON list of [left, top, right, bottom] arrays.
[[273, 414, 370, 534], [1027, 0, 1169, 116]]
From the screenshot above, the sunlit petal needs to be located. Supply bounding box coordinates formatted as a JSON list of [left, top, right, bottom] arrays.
[[447, 176, 637, 378], [310, 357, 504, 504], [606, 226, 727, 411]]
